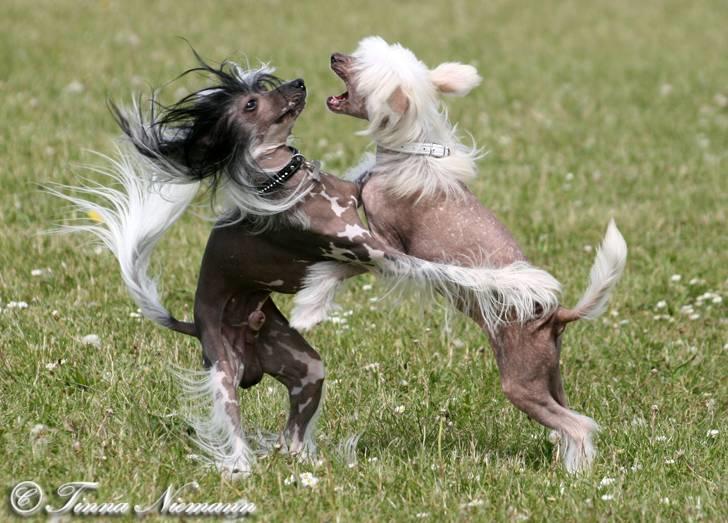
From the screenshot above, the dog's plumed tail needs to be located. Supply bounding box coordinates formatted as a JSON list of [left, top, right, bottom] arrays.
[[52, 146, 199, 336], [291, 254, 562, 334], [378, 256, 562, 333], [557, 219, 627, 323]]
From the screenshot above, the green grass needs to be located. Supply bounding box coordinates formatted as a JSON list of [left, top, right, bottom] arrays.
[[1, 0, 726, 521]]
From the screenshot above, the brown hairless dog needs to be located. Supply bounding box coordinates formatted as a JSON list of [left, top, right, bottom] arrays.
[[325, 37, 627, 473]]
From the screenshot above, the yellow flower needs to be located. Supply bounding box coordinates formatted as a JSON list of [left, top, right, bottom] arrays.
[[87, 210, 104, 223]]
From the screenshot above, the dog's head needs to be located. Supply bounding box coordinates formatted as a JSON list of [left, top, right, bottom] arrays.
[[327, 36, 481, 143], [112, 53, 307, 193]]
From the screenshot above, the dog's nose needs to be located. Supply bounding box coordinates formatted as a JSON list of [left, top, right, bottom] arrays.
[[331, 53, 342, 65], [292, 78, 305, 90]]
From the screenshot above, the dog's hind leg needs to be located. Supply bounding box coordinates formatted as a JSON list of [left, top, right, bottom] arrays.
[[181, 293, 270, 480], [490, 322, 598, 474], [256, 299, 325, 459], [179, 346, 255, 480]]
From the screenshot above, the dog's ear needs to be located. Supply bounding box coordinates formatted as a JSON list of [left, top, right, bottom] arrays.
[[387, 86, 410, 114], [430, 62, 481, 96]]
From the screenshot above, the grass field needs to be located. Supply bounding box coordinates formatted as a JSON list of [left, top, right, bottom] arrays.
[[1, 0, 726, 521]]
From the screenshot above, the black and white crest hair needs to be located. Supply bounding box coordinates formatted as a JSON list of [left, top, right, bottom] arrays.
[[109, 51, 308, 224]]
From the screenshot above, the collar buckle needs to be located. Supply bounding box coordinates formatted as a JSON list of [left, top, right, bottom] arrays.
[[383, 142, 451, 158], [427, 143, 450, 158]]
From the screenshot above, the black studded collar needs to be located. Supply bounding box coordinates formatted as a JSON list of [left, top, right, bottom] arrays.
[[257, 148, 306, 195]]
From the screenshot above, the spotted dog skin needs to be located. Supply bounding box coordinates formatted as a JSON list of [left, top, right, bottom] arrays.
[[194, 161, 396, 456]]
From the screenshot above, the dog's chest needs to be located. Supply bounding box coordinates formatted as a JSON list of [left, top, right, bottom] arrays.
[[300, 177, 359, 232]]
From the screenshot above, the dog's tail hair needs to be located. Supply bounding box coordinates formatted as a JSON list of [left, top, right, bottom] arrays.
[[291, 253, 562, 334], [557, 219, 627, 323], [380, 255, 562, 333], [51, 146, 199, 337]]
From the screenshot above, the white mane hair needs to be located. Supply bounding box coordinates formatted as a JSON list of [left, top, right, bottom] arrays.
[[352, 36, 483, 200]]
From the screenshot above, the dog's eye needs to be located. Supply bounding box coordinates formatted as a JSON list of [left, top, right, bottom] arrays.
[[244, 99, 257, 111]]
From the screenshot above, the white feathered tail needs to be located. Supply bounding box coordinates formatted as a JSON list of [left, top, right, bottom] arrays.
[[52, 146, 200, 336], [558, 219, 627, 323], [292, 256, 563, 334]]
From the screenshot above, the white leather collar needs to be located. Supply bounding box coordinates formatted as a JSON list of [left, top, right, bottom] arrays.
[[379, 142, 451, 158]]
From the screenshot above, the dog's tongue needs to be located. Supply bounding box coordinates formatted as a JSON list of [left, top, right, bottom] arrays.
[[326, 92, 348, 110]]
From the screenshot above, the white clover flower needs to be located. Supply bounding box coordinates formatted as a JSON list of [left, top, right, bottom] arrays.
[[81, 334, 101, 348], [707, 429, 719, 438], [583, 244, 593, 253], [298, 472, 319, 488], [363, 362, 380, 371], [654, 435, 668, 442], [45, 362, 58, 371], [31, 268, 51, 277], [30, 424, 50, 455], [655, 300, 667, 309], [689, 313, 701, 320], [283, 474, 296, 486], [660, 497, 670, 505], [630, 462, 642, 472], [6, 301, 29, 309], [670, 274, 682, 282], [664, 459, 675, 464], [394, 405, 406, 414], [30, 424, 47, 438], [712, 296, 722, 304], [601, 494, 614, 501], [362, 284, 373, 291], [688, 278, 704, 286], [460, 499, 484, 509], [415, 513, 430, 519], [64, 80, 85, 94], [599, 477, 616, 487]]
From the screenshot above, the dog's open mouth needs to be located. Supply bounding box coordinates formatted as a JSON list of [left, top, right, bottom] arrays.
[[327, 60, 351, 113], [326, 91, 348, 112]]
